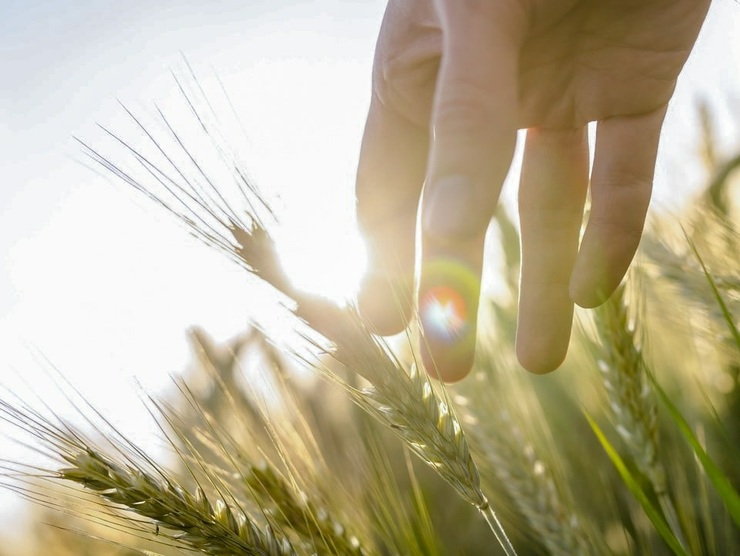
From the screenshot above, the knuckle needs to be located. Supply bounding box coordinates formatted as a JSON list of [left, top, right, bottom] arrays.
[[600, 167, 653, 193], [432, 78, 518, 152], [588, 212, 645, 243], [373, 54, 438, 123], [434, 78, 500, 137], [371, 13, 441, 122]]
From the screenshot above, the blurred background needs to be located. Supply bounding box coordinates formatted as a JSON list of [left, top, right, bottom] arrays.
[[0, 0, 739, 551]]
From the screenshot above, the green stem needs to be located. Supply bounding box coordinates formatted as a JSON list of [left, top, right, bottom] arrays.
[[658, 492, 688, 551], [478, 496, 518, 556]]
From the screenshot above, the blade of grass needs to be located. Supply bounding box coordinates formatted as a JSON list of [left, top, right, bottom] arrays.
[[584, 412, 689, 556], [647, 373, 740, 526], [403, 449, 442, 556], [685, 231, 740, 351]]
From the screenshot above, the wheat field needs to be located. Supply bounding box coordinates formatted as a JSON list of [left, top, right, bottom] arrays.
[[1, 71, 738, 556]]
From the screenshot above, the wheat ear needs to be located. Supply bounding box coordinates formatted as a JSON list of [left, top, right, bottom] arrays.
[[78, 87, 515, 554], [458, 343, 597, 556], [244, 461, 365, 555], [231, 219, 514, 554], [146, 372, 373, 556], [59, 450, 298, 556], [0, 391, 300, 556], [595, 283, 687, 548]]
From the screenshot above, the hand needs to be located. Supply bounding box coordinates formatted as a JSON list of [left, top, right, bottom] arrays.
[[355, 0, 710, 381]]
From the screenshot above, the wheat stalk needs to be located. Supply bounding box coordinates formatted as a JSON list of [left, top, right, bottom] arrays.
[[282, 298, 486, 509], [595, 286, 663, 488], [474, 410, 593, 556], [0, 390, 299, 556], [60, 450, 298, 556], [226, 189, 491, 528], [149, 364, 373, 556], [244, 461, 365, 555], [457, 338, 598, 556], [76, 81, 517, 554], [594, 283, 687, 547], [276, 284, 518, 552]]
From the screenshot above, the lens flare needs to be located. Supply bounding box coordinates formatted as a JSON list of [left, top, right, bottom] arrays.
[[419, 258, 478, 345], [420, 286, 469, 341]]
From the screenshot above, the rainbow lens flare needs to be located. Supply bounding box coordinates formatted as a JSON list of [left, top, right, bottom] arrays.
[[419, 258, 478, 345], [420, 285, 469, 341]]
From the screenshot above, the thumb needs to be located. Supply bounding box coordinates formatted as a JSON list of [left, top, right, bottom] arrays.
[[419, 1, 523, 381]]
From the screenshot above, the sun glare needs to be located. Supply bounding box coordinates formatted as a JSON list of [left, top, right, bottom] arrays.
[[211, 57, 372, 308], [275, 217, 367, 306]]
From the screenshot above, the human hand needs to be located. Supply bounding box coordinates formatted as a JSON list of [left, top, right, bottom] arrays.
[[355, 0, 710, 381]]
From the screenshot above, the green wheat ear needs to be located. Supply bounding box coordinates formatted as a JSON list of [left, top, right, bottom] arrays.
[[585, 413, 689, 556], [686, 232, 740, 352]]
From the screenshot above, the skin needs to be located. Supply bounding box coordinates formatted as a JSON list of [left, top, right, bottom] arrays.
[[356, 0, 711, 382]]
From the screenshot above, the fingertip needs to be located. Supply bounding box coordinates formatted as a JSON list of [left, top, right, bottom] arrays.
[[417, 254, 481, 382], [358, 272, 413, 336], [354, 91, 428, 337], [420, 338, 475, 383], [515, 292, 573, 375], [515, 337, 567, 375], [569, 282, 612, 309], [569, 251, 622, 308], [574, 108, 667, 309]]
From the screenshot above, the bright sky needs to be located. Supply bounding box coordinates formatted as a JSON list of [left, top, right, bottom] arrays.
[[0, 0, 738, 540]]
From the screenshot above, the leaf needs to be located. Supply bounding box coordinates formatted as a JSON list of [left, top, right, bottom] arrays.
[[685, 232, 740, 352], [584, 412, 689, 556], [648, 373, 740, 526]]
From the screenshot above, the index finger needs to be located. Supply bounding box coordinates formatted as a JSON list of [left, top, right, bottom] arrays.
[[356, 1, 439, 335]]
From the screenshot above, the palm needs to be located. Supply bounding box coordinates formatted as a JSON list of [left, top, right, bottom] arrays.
[[381, 0, 708, 130], [519, 1, 709, 128]]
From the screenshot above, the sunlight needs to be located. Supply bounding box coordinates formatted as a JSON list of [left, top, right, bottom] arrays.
[[218, 58, 371, 307], [275, 215, 367, 305]]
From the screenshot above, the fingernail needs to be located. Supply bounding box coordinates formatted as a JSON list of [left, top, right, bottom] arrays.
[[422, 175, 476, 240]]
